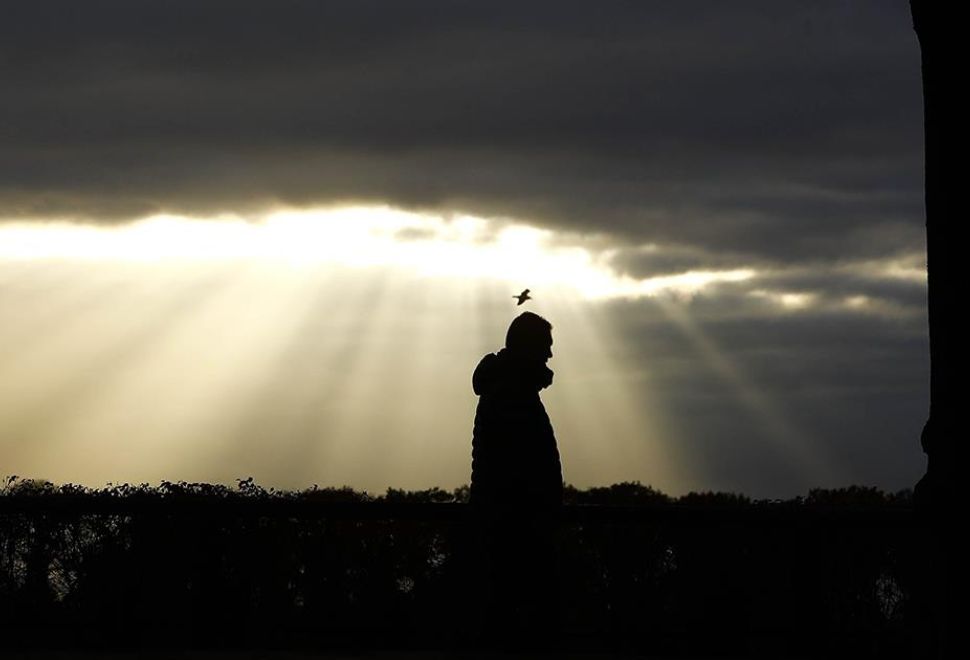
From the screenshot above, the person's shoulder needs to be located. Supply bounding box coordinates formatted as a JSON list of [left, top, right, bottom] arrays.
[[472, 351, 501, 395]]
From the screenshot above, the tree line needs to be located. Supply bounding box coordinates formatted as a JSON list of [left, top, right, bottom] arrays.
[[1, 476, 918, 656]]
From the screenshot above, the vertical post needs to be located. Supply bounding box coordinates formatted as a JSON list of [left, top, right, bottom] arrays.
[[910, 2, 956, 657]]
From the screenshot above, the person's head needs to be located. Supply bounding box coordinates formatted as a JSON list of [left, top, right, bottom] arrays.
[[505, 312, 553, 362]]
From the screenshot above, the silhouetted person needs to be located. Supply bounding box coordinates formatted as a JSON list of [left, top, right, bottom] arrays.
[[470, 311, 562, 648]]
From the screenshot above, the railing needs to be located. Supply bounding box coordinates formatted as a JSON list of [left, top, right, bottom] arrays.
[[0, 496, 921, 656]]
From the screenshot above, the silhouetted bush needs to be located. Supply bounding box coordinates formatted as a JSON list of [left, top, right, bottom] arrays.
[[564, 480, 670, 506], [0, 476, 917, 656], [803, 485, 914, 507], [677, 490, 751, 506]]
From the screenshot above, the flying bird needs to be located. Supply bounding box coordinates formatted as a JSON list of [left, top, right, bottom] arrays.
[[513, 289, 531, 305]]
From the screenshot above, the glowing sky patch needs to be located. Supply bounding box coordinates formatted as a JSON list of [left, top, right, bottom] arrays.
[[0, 207, 927, 497], [0, 207, 758, 301], [749, 290, 817, 310]]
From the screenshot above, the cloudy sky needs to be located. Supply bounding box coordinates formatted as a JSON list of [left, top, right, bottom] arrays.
[[1, 1, 926, 498]]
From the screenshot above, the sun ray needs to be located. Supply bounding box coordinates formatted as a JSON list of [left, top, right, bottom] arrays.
[[0, 204, 894, 494], [145, 263, 342, 484], [538, 287, 688, 494], [228, 271, 364, 483], [654, 298, 850, 488], [307, 268, 401, 492], [2, 262, 249, 482]]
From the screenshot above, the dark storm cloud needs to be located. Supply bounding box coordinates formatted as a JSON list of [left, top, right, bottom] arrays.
[[749, 264, 927, 312], [607, 243, 759, 278], [1, 1, 922, 265], [601, 293, 927, 494]]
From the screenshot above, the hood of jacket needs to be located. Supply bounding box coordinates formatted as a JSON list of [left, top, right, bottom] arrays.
[[472, 348, 553, 396]]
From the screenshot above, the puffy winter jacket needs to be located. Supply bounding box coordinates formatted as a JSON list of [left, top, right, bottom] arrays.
[[470, 349, 563, 508]]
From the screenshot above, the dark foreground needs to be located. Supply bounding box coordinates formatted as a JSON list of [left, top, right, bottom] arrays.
[[2, 653, 788, 660], [1, 483, 923, 658], [4, 652, 845, 660]]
